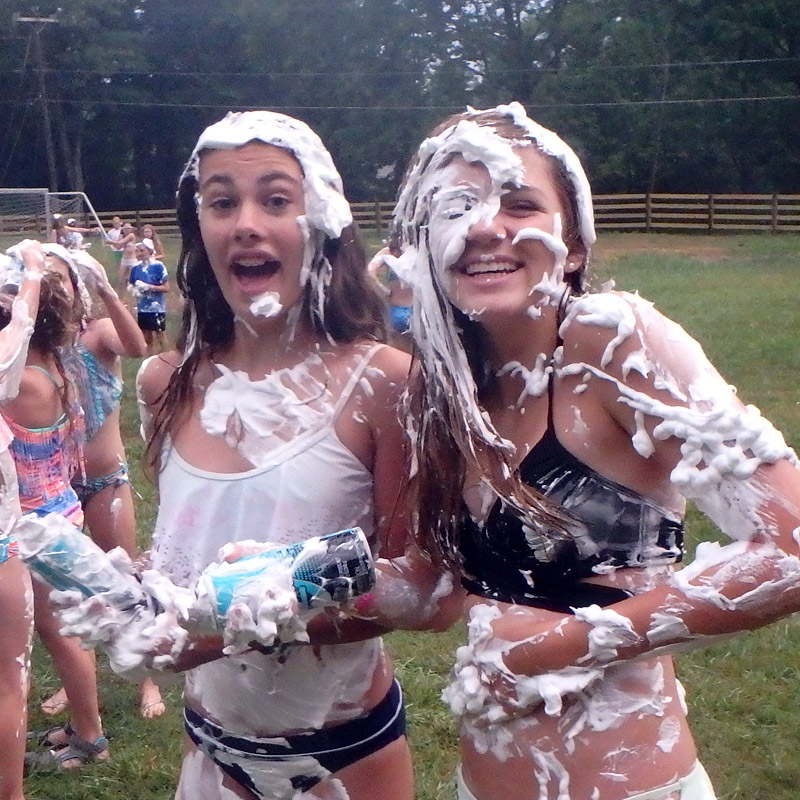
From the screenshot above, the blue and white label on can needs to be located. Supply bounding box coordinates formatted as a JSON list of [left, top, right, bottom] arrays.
[[203, 526, 375, 618]]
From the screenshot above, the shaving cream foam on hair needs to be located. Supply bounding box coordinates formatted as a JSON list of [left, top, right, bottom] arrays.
[[181, 110, 352, 239]]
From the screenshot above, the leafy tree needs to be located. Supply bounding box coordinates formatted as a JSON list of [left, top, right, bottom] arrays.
[[1, 0, 797, 205]]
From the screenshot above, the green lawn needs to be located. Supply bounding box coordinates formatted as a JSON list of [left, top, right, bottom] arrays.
[[21, 232, 800, 800]]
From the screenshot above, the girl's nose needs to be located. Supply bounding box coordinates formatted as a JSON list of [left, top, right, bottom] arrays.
[[467, 213, 506, 243], [233, 200, 262, 242]]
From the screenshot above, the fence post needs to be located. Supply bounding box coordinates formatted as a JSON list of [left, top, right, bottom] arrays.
[[135, 210, 142, 230], [645, 194, 652, 232], [373, 201, 383, 234], [707, 194, 714, 234], [771, 194, 779, 233]]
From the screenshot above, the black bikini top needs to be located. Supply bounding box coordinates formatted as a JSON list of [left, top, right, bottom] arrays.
[[458, 371, 684, 613]]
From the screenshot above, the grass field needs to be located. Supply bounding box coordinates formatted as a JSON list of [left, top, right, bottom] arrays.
[[18, 232, 800, 800]]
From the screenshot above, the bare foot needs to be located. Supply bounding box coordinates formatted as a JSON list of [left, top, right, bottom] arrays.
[[41, 686, 69, 716], [139, 677, 165, 719]]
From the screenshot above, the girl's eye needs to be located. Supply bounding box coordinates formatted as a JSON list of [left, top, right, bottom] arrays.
[[437, 191, 478, 220], [505, 199, 541, 215], [208, 197, 235, 211], [266, 195, 291, 210]]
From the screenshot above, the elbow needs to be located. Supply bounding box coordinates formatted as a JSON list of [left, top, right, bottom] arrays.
[[419, 584, 466, 632], [367, 569, 466, 632]]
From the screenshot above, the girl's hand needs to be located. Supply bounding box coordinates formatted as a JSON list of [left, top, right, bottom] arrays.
[[72, 249, 114, 294], [8, 239, 45, 278]]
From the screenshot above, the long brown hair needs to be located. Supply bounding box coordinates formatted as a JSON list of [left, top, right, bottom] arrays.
[[396, 107, 592, 569], [146, 146, 389, 474], [0, 272, 84, 438]]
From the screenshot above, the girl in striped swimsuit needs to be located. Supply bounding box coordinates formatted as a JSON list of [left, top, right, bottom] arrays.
[[0, 239, 45, 800], [1, 253, 108, 771]]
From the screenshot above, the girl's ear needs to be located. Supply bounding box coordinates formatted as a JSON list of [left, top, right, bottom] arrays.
[[565, 241, 586, 274]]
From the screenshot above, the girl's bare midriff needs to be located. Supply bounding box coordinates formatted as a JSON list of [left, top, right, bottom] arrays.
[[460, 567, 698, 800]]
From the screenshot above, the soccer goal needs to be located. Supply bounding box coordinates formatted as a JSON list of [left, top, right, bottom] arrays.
[[0, 188, 50, 237], [0, 188, 107, 242]]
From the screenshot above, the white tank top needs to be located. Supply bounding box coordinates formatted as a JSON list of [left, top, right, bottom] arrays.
[[151, 343, 385, 735]]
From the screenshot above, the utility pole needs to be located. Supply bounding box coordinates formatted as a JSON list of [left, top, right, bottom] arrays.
[[13, 14, 59, 191]]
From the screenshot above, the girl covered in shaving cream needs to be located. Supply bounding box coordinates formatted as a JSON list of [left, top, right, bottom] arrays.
[[392, 103, 800, 800], [135, 111, 431, 800], [0, 240, 44, 799]]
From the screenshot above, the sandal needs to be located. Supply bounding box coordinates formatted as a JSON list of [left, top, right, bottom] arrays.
[[25, 731, 109, 772], [27, 721, 75, 749]]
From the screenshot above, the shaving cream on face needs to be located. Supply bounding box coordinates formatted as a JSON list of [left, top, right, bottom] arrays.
[[249, 290, 283, 318], [394, 119, 523, 290], [178, 111, 352, 355], [392, 103, 596, 469]]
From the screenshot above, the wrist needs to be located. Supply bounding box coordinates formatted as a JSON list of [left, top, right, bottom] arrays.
[[98, 284, 119, 301]]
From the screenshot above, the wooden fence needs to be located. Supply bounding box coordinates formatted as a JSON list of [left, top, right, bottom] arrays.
[[75, 194, 800, 236], [593, 193, 800, 233]]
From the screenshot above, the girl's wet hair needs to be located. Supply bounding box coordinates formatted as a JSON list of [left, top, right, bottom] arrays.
[[401, 108, 589, 293], [146, 133, 389, 475], [173, 163, 388, 352], [397, 107, 588, 569], [31, 272, 82, 351], [0, 272, 83, 440]]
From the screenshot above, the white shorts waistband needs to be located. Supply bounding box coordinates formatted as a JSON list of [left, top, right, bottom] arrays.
[[456, 760, 717, 800]]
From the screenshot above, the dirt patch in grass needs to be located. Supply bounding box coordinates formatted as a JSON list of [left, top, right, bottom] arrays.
[[594, 233, 729, 262]]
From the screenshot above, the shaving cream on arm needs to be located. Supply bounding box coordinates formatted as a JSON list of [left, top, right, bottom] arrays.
[[487, 295, 799, 678]]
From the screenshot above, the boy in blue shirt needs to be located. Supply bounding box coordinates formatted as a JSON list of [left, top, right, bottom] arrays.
[[128, 239, 169, 355]]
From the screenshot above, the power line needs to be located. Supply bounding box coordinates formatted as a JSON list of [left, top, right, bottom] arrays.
[[12, 15, 59, 191], [0, 31, 35, 183], [3, 56, 800, 80], [0, 95, 796, 111]]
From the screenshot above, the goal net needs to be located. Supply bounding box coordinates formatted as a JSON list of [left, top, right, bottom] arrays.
[[0, 188, 50, 238], [0, 189, 107, 243], [49, 192, 107, 241]]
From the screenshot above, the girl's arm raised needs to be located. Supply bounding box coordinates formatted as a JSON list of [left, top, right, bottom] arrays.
[[74, 251, 146, 358], [0, 240, 44, 402]]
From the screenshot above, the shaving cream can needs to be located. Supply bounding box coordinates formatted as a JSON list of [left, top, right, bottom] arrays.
[[199, 526, 375, 617], [0, 251, 25, 293], [14, 512, 149, 612]]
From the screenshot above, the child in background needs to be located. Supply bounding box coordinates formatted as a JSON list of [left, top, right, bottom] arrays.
[[1, 250, 108, 771], [117, 223, 138, 287], [140, 224, 165, 261], [128, 239, 169, 356], [105, 216, 125, 271], [0, 240, 45, 800], [38, 245, 165, 720]]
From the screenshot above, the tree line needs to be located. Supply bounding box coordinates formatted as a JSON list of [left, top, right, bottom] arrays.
[[0, 0, 798, 210]]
